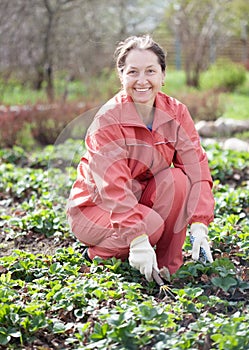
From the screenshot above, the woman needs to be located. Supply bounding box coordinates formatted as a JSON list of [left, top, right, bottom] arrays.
[[67, 35, 214, 282]]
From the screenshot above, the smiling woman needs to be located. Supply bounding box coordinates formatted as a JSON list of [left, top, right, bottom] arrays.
[[115, 35, 166, 124], [67, 34, 215, 283]]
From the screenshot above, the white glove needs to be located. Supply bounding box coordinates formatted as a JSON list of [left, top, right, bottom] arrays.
[[190, 223, 213, 263], [129, 234, 158, 282]]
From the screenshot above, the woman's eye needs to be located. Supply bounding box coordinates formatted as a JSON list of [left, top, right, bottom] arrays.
[[147, 69, 155, 74], [128, 70, 137, 75]]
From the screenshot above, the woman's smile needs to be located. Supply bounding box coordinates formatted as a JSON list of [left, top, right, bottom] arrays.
[[134, 87, 151, 93]]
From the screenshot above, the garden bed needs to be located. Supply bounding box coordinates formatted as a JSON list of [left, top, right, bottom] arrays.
[[0, 140, 248, 349]]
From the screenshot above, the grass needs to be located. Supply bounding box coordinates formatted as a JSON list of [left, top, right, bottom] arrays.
[[221, 93, 249, 120], [0, 83, 47, 105], [0, 80, 87, 105], [164, 69, 186, 94]]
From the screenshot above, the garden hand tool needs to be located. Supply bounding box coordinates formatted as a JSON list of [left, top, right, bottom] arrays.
[[190, 223, 213, 264], [152, 267, 176, 300]]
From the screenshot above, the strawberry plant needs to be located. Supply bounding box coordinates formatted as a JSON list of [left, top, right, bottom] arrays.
[[0, 140, 248, 349], [204, 142, 249, 185]]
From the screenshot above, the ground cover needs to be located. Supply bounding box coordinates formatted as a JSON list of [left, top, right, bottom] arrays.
[[0, 140, 248, 349]]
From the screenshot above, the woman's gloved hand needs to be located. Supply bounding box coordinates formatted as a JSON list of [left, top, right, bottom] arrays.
[[190, 223, 213, 263], [129, 234, 158, 281]]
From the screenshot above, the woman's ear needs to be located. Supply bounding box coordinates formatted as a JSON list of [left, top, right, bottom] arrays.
[[161, 71, 166, 86], [118, 71, 123, 84]]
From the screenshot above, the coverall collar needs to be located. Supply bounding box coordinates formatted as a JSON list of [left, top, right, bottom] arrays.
[[118, 91, 176, 130]]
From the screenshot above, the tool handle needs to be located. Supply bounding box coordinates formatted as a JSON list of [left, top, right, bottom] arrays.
[[152, 268, 164, 286]]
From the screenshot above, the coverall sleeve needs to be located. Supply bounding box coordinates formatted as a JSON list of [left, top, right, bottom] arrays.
[[85, 114, 146, 244], [173, 105, 215, 226]]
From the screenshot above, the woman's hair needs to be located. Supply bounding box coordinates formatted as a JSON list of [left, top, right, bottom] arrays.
[[114, 34, 167, 73]]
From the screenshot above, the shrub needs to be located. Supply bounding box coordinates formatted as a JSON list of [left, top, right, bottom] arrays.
[[244, 59, 249, 71], [177, 89, 224, 121], [15, 122, 36, 150], [200, 59, 247, 92], [86, 68, 120, 103], [0, 102, 94, 148]]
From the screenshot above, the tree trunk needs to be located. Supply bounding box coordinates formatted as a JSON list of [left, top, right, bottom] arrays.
[[45, 64, 54, 102], [33, 66, 44, 90]]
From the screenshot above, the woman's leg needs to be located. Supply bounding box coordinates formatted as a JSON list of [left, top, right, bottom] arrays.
[[140, 168, 190, 274], [67, 203, 164, 261], [67, 167, 190, 272]]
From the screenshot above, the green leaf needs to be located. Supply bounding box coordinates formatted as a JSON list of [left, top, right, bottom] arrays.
[[90, 322, 109, 340], [211, 276, 238, 292], [0, 333, 11, 346]]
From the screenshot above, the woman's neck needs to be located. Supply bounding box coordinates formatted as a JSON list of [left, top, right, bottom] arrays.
[[135, 103, 154, 125]]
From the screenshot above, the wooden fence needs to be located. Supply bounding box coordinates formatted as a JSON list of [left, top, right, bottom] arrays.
[[156, 35, 248, 69]]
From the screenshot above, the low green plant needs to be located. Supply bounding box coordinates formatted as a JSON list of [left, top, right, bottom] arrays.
[[0, 250, 248, 349], [0, 146, 28, 165], [204, 142, 249, 184], [0, 140, 248, 349]]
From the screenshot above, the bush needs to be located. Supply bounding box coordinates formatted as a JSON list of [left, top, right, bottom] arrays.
[[0, 102, 94, 148], [177, 89, 224, 121], [200, 59, 247, 92]]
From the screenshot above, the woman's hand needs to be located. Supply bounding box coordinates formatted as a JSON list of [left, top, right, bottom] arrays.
[[190, 223, 213, 263], [129, 234, 158, 281]]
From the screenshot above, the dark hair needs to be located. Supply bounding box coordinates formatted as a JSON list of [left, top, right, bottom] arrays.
[[114, 35, 166, 73]]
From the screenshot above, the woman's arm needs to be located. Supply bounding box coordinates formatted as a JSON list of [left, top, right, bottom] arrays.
[[173, 104, 215, 225], [85, 114, 147, 244]]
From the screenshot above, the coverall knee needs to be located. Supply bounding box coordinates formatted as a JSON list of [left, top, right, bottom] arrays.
[[140, 168, 190, 273]]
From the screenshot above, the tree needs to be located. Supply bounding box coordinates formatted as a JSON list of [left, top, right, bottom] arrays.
[[0, 0, 79, 101], [163, 0, 233, 87], [0, 0, 166, 102], [229, 0, 249, 64]]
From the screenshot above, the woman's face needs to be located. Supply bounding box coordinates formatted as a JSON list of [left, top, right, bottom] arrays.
[[120, 49, 165, 107]]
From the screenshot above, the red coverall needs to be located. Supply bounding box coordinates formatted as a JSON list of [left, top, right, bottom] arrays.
[[67, 91, 214, 274]]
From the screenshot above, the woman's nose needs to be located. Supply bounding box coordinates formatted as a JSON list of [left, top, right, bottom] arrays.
[[137, 73, 147, 84]]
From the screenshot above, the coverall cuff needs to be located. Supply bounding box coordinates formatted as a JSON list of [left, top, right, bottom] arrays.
[[126, 232, 146, 246], [190, 217, 212, 227]]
